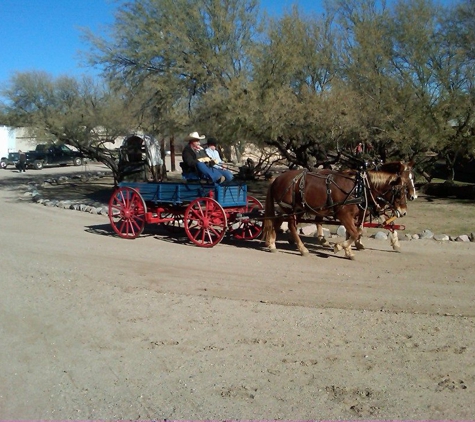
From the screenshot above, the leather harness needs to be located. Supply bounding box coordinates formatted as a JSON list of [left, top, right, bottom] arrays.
[[276, 169, 404, 220]]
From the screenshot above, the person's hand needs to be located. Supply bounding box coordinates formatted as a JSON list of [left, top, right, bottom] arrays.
[[208, 160, 215, 167]]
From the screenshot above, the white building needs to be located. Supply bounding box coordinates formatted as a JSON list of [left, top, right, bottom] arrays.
[[0, 126, 39, 158], [0, 126, 16, 158]]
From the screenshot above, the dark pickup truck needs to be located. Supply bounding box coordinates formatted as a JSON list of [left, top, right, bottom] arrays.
[[24, 144, 84, 170], [0, 152, 20, 169]]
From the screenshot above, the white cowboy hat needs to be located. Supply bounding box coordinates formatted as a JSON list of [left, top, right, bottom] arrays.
[[185, 131, 206, 141]]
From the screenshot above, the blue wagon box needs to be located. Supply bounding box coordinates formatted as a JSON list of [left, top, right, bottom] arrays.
[[215, 183, 247, 207], [118, 181, 247, 207]]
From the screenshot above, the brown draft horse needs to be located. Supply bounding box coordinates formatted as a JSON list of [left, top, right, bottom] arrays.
[[263, 165, 410, 260], [314, 160, 417, 252]]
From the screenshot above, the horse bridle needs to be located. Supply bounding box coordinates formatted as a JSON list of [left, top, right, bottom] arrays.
[[371, 180, 408, 217]]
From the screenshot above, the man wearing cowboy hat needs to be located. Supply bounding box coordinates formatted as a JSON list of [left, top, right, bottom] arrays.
[[182, 131, 233, 183]]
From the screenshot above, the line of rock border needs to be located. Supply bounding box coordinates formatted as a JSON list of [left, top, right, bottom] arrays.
[[23, 171, 111, 216]]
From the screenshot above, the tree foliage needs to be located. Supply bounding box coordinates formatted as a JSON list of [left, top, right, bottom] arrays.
[[2, 0, 475, 181], [0, 71, 135, 181]]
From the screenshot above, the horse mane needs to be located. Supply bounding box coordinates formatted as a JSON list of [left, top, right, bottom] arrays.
[[367, 170, 399, 189], [378, 160, 413, 174]]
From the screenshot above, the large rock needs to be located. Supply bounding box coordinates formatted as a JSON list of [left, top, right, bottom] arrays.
[[419, 229, 434, 239], [336, 225, 346, 237], [373, 231, 388, 240], [300, 224, 317, 236]]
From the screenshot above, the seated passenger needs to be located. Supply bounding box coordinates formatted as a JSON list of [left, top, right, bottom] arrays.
[[181, 131, 233, 183], [205, 138, 230, 173]]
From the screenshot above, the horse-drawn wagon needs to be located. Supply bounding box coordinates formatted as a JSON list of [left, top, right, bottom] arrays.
[[108, 134, 263, 247], [108, 134, 416, 255]]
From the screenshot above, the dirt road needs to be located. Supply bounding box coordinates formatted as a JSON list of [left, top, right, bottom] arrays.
[[1, 166, 474, 419]]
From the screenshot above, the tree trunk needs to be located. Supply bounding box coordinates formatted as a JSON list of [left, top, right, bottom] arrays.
[[232, 145, 242, 164], [170, 135, 176, 172], [160, 137, 167, 180], [445, 152, 457, 182]]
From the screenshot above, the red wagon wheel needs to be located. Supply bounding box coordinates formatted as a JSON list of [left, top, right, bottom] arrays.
[[230, 195, 264, 240], [184, 197, 227, 247], [108, 186, 146, 239]]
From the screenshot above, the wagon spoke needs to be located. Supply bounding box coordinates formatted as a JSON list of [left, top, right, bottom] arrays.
[[130, 216, 144, 232], [190, 205, 205, 220], [201, 228, 209, 244], [208, 225, 222, 238], [118, 189, 127, 206], [118, 219, 129, 236]]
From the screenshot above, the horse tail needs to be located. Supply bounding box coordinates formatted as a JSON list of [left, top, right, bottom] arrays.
[[262, 181, 276, 245]]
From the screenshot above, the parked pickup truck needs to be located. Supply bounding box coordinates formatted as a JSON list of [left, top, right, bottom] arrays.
[[25, 144, 84, 170], [0, 152, 20, 169]]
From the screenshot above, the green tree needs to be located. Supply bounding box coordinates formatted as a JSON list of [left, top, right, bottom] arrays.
[[244, 7, 346, 169], [434, 0, 475, 180], [85, 0, 260, 151], [0, 71, 135, 182]]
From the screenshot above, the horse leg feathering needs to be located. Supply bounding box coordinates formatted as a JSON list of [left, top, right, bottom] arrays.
[[263, 183, 278, 253], [389, 231, 401, 252], [333, 213, 361, 260]]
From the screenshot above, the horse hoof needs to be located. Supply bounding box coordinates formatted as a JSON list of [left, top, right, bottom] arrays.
[[316, 236, 327, 246], [269, 248, 278, 253], [393, 246, 401, 253], [333, 244, 342, 253], [355, 244, 365, 250], [301, 250, 310, 257], [348, 255, 356, 260]]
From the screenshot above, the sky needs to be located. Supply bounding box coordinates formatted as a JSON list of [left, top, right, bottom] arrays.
[[0, 0, 457, 85], [0, 0, 324, 85]]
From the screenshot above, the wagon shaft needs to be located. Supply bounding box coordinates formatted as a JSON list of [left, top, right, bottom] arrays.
[[363, 222, 405, 231]]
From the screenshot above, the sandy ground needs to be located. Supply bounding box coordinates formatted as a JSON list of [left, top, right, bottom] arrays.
[[0, 165, 474, 420]]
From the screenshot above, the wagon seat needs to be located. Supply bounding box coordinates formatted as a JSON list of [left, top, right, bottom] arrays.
[[179, 161, 213, 183]]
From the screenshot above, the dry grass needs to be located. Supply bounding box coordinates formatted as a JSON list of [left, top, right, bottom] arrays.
[[397, 194, 475, 236]]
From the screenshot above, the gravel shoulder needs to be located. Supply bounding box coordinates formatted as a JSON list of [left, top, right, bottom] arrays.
[[0, 165, 474, 420]]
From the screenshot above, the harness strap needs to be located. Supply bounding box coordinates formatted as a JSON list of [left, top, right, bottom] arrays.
[[276, 170, 307, 209], [302, 171, 365, 215], [325, 174, 334, 207]]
